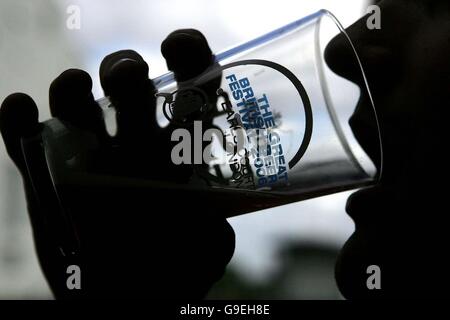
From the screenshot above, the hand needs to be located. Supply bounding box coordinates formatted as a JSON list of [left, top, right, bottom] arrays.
[[0, 29, 235, 299]]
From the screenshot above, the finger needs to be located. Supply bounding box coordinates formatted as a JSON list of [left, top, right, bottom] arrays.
[[1, 94, 59, 295], [100, 50, 154, 113], [0, 93, 40, 171], [161, 29, 214, 82], [161, 30, 221, 123], [49, 69, 104, 134], [99, 50, 157, 139], [1, 93, 74, 298], [99, 50, 155, 108], [161, 29, 223, 184]]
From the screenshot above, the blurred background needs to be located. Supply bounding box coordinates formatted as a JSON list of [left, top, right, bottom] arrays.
[[0, 0, 369, 299]]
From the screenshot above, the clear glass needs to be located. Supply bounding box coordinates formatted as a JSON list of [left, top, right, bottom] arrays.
[[24, 10, 383, 226], [111, 9, 382, 197], [18, 8, 383, 260]]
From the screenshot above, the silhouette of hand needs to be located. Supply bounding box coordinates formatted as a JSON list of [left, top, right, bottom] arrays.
[[0, 29, 235, 299]]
